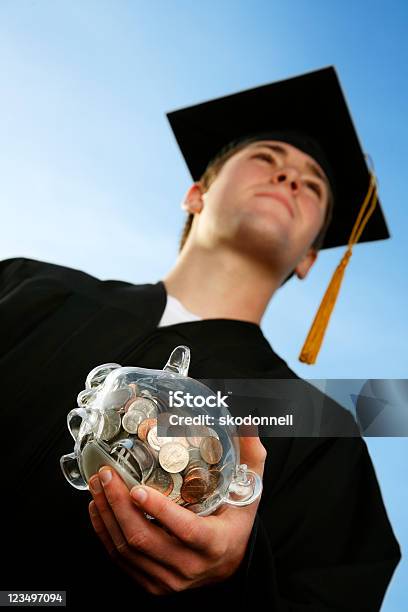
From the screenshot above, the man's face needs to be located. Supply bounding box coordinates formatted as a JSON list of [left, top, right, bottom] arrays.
[[193, 140, 330, 278]]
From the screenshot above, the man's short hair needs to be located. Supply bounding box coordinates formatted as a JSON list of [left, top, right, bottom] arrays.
[[178, 140, 334, 284]]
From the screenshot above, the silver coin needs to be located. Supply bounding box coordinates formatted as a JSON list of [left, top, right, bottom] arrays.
[[145, 392, 166, 410], [140, 390, 162, 413], [140, 388, 155, 400], [207, 427, 220, 440], [159, 443, 189, 473], [188, 448, 202, 462], [147, 426, 173, 451], [182, 448, 208, 476], [169, 473, 183, 502], [122, 410, 145, 434], [99, 410, 121, 441], [127, 397, 158, 419], [131, 396, 158, 418]]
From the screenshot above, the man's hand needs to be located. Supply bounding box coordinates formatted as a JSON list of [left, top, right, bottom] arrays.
[[88, 436, 266, 596]]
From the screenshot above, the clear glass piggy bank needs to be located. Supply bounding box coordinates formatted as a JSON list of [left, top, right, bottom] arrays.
[[60, 345, 262, 516]]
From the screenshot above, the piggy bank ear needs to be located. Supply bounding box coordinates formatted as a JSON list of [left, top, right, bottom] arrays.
[[85, 363, 122, 390], [67, 406, 99, 440], [77, 388, 97, 408], [163, 345, 190, 376]]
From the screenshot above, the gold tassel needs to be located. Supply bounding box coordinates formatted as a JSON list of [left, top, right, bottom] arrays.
[[299, 172, 378, 364]]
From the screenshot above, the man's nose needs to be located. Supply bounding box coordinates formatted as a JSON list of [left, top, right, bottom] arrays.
[[270, 168, 300, 194]]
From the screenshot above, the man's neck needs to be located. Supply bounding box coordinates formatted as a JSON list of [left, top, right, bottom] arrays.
[[162, 243, 282, 324]]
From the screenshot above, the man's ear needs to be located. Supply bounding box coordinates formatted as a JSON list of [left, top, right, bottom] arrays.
[[295, 248, 318, 280], [181, 182, 204, 214]]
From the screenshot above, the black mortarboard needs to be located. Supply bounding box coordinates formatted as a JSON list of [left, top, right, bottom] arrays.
[[166, 67, 390, 364], [166, 66, 389, 250]]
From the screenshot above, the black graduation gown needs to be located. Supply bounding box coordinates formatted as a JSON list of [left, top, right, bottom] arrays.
[[0, 257, 401, 611]]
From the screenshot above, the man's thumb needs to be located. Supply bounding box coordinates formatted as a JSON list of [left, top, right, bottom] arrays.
[[238, 429, 267, 477]]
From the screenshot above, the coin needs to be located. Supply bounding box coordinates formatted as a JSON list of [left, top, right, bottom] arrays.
[[137, 418, 157, 442], [169, 473, 183, 502], [124, 383, 138, 411], [200, 437, 223, 464], [149, 394, 167, 411], [183, 459, 209, 473], [99, 410, 121, 441], [207, 468, 221, 494], [181, 467, 210, 504], [122, 410, 145, 434], [188, 448, 202, 462], [128, 397, 158, 419], [159, 443, 189, 473], [187, 425, 211, 448], [147, 426, 173, 451], [145, 467, 173, 496], [140, 388, 158, 405], [207, 427, 220, 440], [128, 383, 139, 394]]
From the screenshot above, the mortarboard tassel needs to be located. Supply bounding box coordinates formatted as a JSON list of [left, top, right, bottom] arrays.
[[299, 172, 378, 364]]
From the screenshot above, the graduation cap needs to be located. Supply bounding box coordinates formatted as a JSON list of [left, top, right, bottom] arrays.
[[166, 66, 390, 364]]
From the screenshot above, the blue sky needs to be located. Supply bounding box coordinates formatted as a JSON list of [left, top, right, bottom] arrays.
[[0, 1, 406, 608]]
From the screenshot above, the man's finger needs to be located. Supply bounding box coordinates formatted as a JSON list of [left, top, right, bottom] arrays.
[[88, 499, 118, 557], [93, 467, 210, 561], [89, 474, 131, 555], [88, 499, 195, 591], [129, 484, 217, 553]]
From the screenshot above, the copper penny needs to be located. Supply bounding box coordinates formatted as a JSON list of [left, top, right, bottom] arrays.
[[137, 418, 157, 442], [187, 425, 211, 448], [181, 468, 210, 503]]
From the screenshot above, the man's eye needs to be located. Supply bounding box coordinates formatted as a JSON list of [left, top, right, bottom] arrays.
[[253, 152, 276, 164], [306, 182, 322, 198]]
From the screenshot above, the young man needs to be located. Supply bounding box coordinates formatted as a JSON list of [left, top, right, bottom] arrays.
[[0, 67, 400, 609]]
